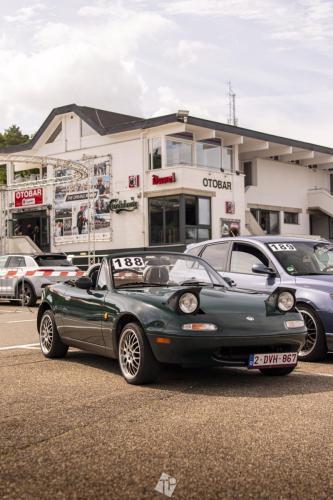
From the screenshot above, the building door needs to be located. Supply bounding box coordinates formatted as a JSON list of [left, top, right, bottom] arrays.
[[11, 210, 50, 252]]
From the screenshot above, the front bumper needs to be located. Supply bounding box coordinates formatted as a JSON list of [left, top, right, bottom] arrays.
[[147, 331, 307, 367]]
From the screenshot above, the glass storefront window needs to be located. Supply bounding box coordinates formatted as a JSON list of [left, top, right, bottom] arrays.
[[196, 142, 221, 169], [185, 196, 196, 226], [222, 146, 233, 171], [165, 197, 180, 244], [149, 198, 165, 245], [166, 139, 192, 166], [149, 195, 211, 246], [198, 197, 210, 225], [148, 138, 162, 170]]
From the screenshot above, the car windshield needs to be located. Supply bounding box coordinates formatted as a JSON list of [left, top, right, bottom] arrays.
[[111, 253, 225, 288], [266, 241, 333, 276]]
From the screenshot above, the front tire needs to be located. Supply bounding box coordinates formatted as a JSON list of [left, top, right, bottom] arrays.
[[297, 304, 327, 362], [39, 310, 68, 358], [260, 366, 296, 376], [118, 322, 160, 385]]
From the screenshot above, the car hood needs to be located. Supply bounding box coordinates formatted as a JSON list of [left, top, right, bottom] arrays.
[[118, 285, 299, 334], [119, 285, 271, 315], [295, 275, 333, 292]]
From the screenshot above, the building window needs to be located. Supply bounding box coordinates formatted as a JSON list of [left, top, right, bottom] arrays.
[[250, 208, 280, 235], [148, 138, 162, 170], [149, 196, 180, 245], [149, 195, 211, 246], [284, 212, 299, 224], [196, 142, 221, 169], [222, 146, 233, 171], [46, 122, 62, 144], [0, 164, 6, 185], [166, 139, 192, 166], [243, 161, 253, 187], [185, 195, 211, 243]]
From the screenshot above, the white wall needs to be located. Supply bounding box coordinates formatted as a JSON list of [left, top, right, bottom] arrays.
[[245, 158, 330, 235], [6, 113, 246, 252]]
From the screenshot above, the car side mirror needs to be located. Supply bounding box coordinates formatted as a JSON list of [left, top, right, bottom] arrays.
[[223, 277, 237, 287], [76, 276, 93, 290], [252, 263, 276, 276]]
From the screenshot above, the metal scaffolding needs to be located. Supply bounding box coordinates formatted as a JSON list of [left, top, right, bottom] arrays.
[[0, 154, 89, 258]]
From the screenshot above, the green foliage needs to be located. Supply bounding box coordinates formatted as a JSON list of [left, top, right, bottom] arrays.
[[0, 124, 31, 184], [1, 125, 30, 147]]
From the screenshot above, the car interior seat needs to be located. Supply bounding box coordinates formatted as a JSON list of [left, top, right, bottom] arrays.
[[144, 266, 169, 284]]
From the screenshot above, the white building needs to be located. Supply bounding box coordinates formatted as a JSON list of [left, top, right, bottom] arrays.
[[1, 103, 333, 256]]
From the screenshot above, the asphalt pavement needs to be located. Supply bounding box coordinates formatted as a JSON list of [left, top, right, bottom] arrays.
[[0, 303, 332, 500]]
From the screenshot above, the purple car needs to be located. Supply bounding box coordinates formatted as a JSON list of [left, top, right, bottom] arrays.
[[186, 236, 333, 361]]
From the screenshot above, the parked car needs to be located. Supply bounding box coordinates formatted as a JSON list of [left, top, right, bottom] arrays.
[[0, 253, 81, 306], [37, 251, 306, 384], [186, 236, 333, 361]]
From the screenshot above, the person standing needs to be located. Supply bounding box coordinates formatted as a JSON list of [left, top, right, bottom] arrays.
[[77, 208, 84, 235]]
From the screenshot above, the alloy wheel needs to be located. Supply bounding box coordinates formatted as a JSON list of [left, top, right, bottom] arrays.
[[40, 314, 53, 354], [299, 309, 317, 357], [119, 327, 141, 379]]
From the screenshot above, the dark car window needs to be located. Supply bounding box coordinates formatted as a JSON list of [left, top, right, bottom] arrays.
[[230, 243, 269, 274], [6, 256, 26, 268], [96, 260, 111, 291], [0, 256, 7, 268], [186, 245, 203, 257], [34, 255, 71, 267], [201, 243, 230, 271]]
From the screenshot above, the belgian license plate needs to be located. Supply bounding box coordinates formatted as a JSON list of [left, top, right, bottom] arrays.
[[248, 352, 297, 369]]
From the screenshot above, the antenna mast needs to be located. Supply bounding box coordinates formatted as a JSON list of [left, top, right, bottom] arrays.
[[227, 81, 238, 126]]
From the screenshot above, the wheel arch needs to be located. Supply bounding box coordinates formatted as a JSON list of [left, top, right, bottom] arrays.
[[37, 302, 52, 332], [112, 312, 145, 357], [15, 278, 36, 296]]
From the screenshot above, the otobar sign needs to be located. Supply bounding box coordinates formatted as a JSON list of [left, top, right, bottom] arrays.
[[203, 178, 232, 190]]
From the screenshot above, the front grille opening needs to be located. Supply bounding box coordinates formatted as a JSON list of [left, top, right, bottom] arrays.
[[212, 344, 297, 363]]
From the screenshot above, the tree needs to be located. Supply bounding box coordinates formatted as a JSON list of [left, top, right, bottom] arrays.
[[2, 125, 30, 146], [0, 125, 31, 184]]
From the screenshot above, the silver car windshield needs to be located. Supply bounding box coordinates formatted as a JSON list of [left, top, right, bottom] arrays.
[[266, 241, 333, 276], [111, 254, 225, 288]]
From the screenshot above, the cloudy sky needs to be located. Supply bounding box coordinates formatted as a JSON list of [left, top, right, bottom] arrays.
[[1, 0, 333, 145]]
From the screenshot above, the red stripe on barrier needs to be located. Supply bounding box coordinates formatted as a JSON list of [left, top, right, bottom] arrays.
[[0, 270, 85, 278]]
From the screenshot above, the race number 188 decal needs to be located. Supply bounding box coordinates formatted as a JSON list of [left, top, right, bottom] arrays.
[[112, 257, 145, 270], [268, 243, 297, 252]]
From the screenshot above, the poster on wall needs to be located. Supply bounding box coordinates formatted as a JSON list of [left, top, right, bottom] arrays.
[[54, 155, 112, 244], [220, 219, 240, 237]]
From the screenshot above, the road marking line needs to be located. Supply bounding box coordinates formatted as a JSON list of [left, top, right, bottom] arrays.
[[1, 319, 36, 324], [0, 343, 39, 351], [297, 370, 333, 378]]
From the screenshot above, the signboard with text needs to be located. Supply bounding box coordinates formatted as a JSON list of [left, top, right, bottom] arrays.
[[14, 188, 43, 207]]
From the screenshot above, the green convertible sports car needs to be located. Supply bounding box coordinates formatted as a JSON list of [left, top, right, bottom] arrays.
[[37, 252, 307, 384]]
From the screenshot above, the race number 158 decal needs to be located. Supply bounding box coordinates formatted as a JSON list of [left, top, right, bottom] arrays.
[[112, 257, 145, 270], [269, 243, 297, 252]]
